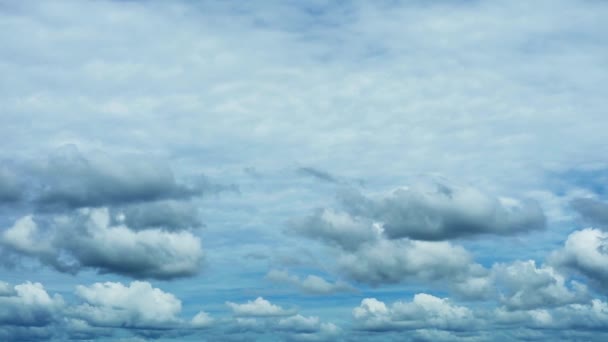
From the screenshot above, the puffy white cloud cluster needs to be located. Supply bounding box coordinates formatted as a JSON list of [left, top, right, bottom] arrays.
[[353, 293, 478, 331], [0, 280, 213, 340], [225, 297, 341, 341]]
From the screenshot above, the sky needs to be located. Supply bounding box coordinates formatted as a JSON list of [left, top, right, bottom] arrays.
[[1, 0, 608, 341]]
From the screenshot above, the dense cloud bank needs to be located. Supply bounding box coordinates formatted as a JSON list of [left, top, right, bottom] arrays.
[[1, 0, 608, 340]]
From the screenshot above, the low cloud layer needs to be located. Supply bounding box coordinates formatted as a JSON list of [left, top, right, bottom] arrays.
[[0, 280, 213, 341]]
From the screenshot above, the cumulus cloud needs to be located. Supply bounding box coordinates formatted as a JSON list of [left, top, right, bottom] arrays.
[[277, 316, 340, 341], [224, 297, 340, 341], [0, 281, 63, 327], [266, 269, 354, 295], [352, 293, 478, 331], [492, 260, 589, 310], [191, 311, 214, 329], [549, 228, 608, 287], [0, 280, 216, 340], [71, 281, 182, 329], [1, 208, 204, 279], [339, 182, 546, 241], [226, 297, 294, 317], [337, 238, 476, 286]]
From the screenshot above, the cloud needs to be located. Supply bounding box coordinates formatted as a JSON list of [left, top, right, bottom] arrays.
[[289, 208, 380, 251], [266, 269, 354, 295], [494, 299, 608, 331], [492, 260, 589, 310], [277, 314, 322, 333], [111, 199, 203, 231], [339, 182, 546, 241], [571, 198, 608, 228], [0, 280, 216, 341], [0, 146, 237, 215], [296, 167, 338, 184], [224, 297, 341, 341], [0, 281, 63, 327], [549, 228, 608, 287], [71, 281, 182, 329], [352, 293, 478, 332], [0, 167, 21, 203], [31, 145, 209, 210], [191, 311, 214, 329], [336, 238, 476, 286], [1, 208, 204, 279], [226, 297, 294, 317], [1, 0, 608, 340], [288, 209, 379, 250]]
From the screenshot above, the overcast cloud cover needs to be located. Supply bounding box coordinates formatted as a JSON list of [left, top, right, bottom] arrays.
[[1, 0, 608, 341]]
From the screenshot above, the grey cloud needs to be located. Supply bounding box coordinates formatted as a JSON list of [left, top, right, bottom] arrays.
[[571, 197, 608, 228], [296, 167, 338, 184], [111, 200, 203, 231], [340, 182, 546, 241], [266, 269, 355, 295], [289, 208, 380, 251], [1, 208, 204, 279], [32, 145, 206, 210], [0, 167, 21, 203], [0, 281, 63, 327]]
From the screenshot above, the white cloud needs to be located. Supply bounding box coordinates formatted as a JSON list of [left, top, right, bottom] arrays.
[[337, 238, 476, 285], [226, 297, 293, 317], [191, 311, 214, 329], [549, 228, 608, 287], [492, 260, 589, 310], [353, 293, 477, 331], [73, 281, 182, 329]]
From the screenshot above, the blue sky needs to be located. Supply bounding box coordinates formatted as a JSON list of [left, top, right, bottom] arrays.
[[1, 0, 608, 341]]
